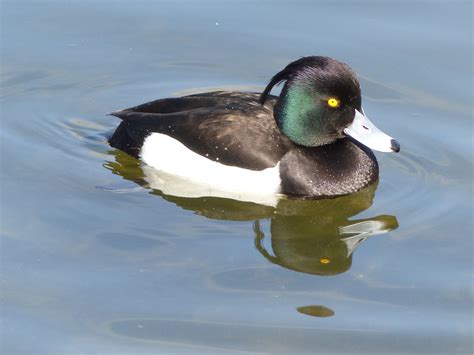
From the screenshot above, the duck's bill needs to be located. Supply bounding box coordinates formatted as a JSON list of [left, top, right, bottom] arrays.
[[344, 109, 400, 153]]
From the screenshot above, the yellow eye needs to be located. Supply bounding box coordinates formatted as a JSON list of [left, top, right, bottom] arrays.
[[319, 257, 331, 264], [327, 98, 340, 108]]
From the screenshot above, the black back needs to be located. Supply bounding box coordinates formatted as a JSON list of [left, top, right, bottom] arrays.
[[109, 91, 294, 171]]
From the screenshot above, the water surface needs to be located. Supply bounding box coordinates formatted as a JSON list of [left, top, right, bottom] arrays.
[[1, 0, 472, 353]]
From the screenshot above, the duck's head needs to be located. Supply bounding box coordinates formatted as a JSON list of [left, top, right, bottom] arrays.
[[260, 56, 400, 152]]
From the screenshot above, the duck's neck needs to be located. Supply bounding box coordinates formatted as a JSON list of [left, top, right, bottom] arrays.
[[274, 85, 335, 147]]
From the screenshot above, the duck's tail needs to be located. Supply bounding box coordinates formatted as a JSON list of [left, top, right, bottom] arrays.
[[108, 120, 142, 159]]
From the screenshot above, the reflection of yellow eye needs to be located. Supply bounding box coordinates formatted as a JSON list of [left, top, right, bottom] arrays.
[[327, 98, 340, 108], [320, 258, 331, 264]]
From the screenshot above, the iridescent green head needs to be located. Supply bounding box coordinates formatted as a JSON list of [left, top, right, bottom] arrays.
[[260, 56, 362, 147]]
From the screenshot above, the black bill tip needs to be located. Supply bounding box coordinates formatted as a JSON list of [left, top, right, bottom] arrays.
[[390, 139, 400, 153]]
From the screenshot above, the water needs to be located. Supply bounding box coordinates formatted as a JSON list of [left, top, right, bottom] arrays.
[[1, 0, 472, 353]]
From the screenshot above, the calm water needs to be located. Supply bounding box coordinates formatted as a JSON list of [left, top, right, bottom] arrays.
[[1, 1, 473, 353]]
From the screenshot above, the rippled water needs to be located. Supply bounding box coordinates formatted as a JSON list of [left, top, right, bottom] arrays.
[[1, 1, 472, 353]]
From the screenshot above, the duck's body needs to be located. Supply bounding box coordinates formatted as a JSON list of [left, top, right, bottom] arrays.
[[109, 57, 398, 202]]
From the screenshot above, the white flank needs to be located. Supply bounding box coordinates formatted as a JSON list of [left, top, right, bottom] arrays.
[[140, 133, 282, 206]]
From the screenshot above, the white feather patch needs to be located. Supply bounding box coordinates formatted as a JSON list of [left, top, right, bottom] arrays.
[[140, 133, 282, 206]]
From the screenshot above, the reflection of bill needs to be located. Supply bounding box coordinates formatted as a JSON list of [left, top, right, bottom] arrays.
[[340, 219, 396, 257]]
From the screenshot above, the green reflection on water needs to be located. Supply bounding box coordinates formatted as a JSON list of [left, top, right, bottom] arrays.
[[297, 305, 335, 318]]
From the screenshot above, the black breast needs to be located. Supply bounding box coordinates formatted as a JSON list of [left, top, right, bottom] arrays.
[[279, 139, 379, 198]]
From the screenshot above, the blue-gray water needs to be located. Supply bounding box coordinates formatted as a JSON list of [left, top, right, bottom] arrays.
[[1, 1, 472, 353]]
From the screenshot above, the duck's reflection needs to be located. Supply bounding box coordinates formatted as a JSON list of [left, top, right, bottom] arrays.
[[255, 214, 397, 276], [105, 150, 399, 278]]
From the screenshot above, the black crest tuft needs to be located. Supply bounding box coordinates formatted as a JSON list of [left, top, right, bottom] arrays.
[[259, 56, 359, 105]]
